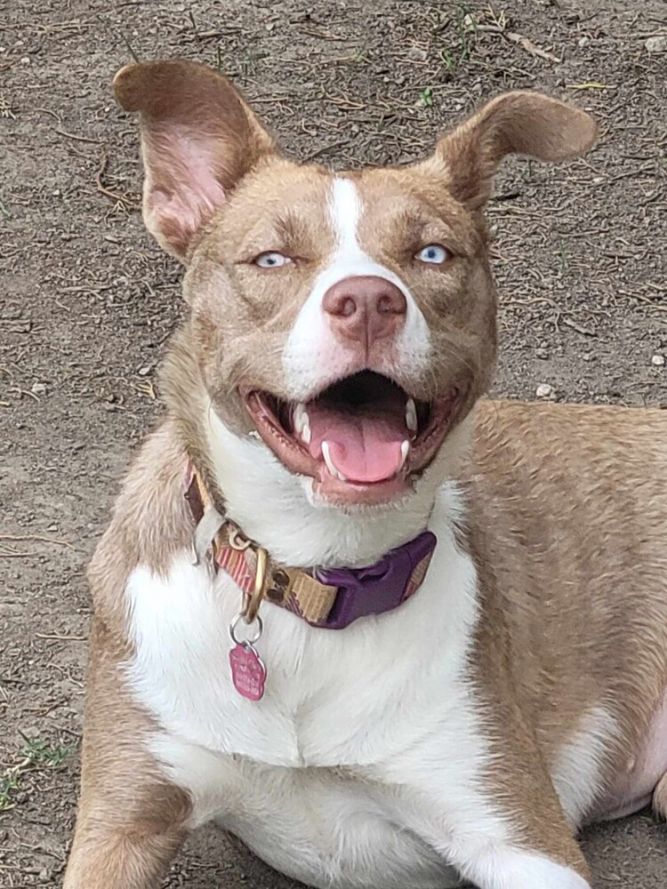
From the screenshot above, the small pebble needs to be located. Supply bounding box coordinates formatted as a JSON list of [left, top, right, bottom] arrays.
[[138, 365, 152, 376], [536, 347, 549, 360], [31, 381, 47, 395], [20, 55, 30, 65], [651, 353, 665, 367], [406, 46, 427, 62], [536, 383, 553, 399], [578, 36, 590, 48], [645, 35, 667, 53]]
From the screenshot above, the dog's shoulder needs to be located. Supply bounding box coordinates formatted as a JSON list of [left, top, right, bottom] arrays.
[[88, 419, 190, 627]]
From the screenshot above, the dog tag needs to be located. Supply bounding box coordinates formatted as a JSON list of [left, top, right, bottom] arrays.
[[229, 642, 266, 701]]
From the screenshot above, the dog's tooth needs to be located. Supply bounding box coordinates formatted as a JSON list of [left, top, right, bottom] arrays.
[[405, 398, 418, 433], [294, 403, 312, 445], [321, 440, 337, 476], [321, 440, 346, 481], [249, 430, 261, 440], [294, 402, 308, 434], [400, 439, 411, 469]]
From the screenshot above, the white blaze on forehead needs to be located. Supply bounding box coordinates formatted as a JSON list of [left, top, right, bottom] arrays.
[[282, 177, 431, 401], [330, 176, 363, 254]]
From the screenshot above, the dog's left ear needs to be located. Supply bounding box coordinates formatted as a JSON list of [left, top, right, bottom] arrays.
[[432, 91, 597, 210], [114, 59, 276, 262]]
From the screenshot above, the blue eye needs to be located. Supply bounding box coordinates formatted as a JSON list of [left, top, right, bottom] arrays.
[[254, 252, 291, 269], [416, 244, 450, 265]]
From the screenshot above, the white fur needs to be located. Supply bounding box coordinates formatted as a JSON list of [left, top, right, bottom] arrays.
[[123, 400, 606, 888], [205, 403, 472, 567], [124, 481, 515, 888], [126, 484, 479, 769], [282, 177, 431, 401], [551, 705, 618, 826], [457, 848, 590, 889]]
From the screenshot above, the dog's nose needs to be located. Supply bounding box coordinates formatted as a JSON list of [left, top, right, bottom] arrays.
[[322, 276, 407, 347]]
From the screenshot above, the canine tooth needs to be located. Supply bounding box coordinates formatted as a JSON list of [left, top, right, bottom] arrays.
[[400, 439, 411, 469], [294, 402, 308, 434], [405, 398, 417, 433], [321, 440, 346, 481], [293, 403, 312, 444], [321, 440, 336, 475], [249, 430, 261, 440]]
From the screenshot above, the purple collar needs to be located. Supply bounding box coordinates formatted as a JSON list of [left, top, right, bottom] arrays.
[[184, 464, 437, 631], [312, 531, 437, 629]]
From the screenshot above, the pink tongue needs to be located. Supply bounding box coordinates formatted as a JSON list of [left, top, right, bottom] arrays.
[[307, 402, 408, 484]]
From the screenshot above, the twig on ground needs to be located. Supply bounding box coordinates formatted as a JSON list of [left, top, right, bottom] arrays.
[[0, 534, 74, 549], [53, 127, 103, 145]]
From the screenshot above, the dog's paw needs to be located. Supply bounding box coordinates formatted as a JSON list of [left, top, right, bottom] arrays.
[[460, 848, 590, 889]]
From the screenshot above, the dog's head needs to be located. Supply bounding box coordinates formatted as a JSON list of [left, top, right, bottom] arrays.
[[115, 60, 595, 516]]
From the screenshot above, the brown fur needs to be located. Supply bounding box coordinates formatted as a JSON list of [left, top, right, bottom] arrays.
[[64, 426, 194, 888], [64, 60, 664, 887], [65, 617, 191, 888], [466, 402, 667, 869]]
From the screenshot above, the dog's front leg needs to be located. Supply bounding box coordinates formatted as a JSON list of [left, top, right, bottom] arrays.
[[382, 751, 591, 889], [451, 846, 590, 889], [420, 791, 590, 889], [63, 753, 190, 889], [430, 821, 591, 889], [64, 815, 185, 889], [64, 630, 192, 889], [449, 811, 589, 889]]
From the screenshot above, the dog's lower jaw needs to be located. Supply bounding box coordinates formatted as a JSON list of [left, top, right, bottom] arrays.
[[204, 400, 474, 569]]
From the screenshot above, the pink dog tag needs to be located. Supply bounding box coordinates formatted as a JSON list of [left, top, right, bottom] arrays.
[[229, 643, 266, 701]]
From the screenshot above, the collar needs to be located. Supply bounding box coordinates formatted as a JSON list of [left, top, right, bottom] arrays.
[[184, 463, 437, 631]]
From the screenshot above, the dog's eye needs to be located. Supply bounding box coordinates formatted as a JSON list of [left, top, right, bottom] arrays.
[[254, 252, 291, 269], [415, 244, 450, 265]]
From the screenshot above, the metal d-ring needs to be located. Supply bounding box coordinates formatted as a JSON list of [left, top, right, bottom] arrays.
[[229, 528, 251, 551], [230, 612, 263, 646]]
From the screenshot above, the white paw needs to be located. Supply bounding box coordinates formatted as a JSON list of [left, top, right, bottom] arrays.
[[462, 848, 590, 889]]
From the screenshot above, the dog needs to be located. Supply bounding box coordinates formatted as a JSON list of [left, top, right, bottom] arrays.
[[63, 59, 667, 889]]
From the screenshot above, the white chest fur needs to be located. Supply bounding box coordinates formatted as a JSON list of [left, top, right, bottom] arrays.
[[124, 486, 495, 886], [125, 485, 479, 770], [123, 482, 612, 889]]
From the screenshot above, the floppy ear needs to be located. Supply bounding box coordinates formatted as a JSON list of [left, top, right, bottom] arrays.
[[113, 59, 276, 261], [434, 91, 597, 210]]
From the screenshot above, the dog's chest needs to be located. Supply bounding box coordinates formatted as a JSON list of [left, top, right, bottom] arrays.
[[123, 502, 482, 888], [124, 503, 477, 769], [152, 736, 464, 889]]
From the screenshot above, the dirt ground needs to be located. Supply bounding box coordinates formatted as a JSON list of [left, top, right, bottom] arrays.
[[1, 0, 666, 886]]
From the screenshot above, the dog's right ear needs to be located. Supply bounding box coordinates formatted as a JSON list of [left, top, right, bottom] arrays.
[[113, 60, 276, 262]]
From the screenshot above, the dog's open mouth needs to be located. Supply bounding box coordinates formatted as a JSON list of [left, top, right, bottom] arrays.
[[243, 371, 459, 504]]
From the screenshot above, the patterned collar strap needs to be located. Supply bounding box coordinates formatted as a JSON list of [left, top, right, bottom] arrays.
[[184, 463, 437, 630]]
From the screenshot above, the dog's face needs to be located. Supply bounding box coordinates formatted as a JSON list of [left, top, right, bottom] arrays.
[[115, 61, 595, 509]]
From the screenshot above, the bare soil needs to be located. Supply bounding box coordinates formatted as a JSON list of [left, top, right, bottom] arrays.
[[1, 0, 665, 886]]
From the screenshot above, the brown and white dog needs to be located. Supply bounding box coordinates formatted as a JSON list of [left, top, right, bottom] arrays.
[[64, 60, 667, 889]]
